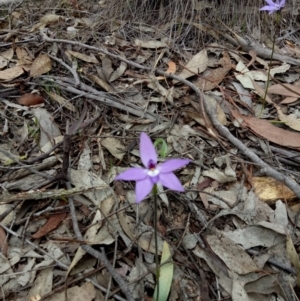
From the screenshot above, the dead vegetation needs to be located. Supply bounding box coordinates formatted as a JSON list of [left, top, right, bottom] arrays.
[[1, 0, 300, 300]]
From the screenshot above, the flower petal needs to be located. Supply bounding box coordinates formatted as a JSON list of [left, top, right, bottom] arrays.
[[159, 172, 185, 192], [115, 168, 147, 181], [158, 159, 190, 173], [135, 177, 154, 203], [279, 0, 285, 7], [264, 0, 276, 6], [260, 5, 276, 11], [140, 132, 157, 168]]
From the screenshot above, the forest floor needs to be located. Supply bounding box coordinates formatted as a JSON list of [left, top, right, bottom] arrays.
[[1, 0, 300, 300]]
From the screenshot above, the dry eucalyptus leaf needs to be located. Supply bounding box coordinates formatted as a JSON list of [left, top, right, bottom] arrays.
[[66, 247, 86, 278], [84, 73, 113, 92], [256, 221, 287, 235], [0, 226, 8, 257], [0, 49, 13, 69], [268, 83, 300, 97], [0, 66, 24, 80], [16, 47, 33, 65], [40, 14, 65, 25], [147, 74, 174, 103], [202, 168, 236, 184], [15, 120, 29, 144], [30, 54, 52, 78], [110, 60, 127, 82], [47, 91, 78, 113], [118, 211, 163, 254], [234, 60, 255, 90], [166, 60, 176, 74], [174, 49, 208, 83], [101, 55, 114, 79], [251, 79, 273, 104], [252, 176, 296, 203], [275, 105, 300, 131], [286, 235, 300, 287], [69, 169, 111, 207], [206, 234, 258, 274], [27, 268, 53, 300], [83, 210, 114, 245], [232, 81, 252, 107], [101, 137, 126, 160], [223, 227, 284, 249], [18, 93, 44, 106], [195, 51, 231, 91], [134, 39, 168, 48], [67, 50, 99, 64], [281, 96, 298, 104], [32, 107, 61, 149], [30, 14, 66, 31], [18, 258, 35, 286], [45, 281, 96, 301], [250, 64, 290, 82], [242, 115, 300, 149]]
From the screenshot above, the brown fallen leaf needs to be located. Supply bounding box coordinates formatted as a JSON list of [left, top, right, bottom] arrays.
[[174, 49, 208, 84], [252, 176, 296, 203], [31, 14, 66, 31], [166, 60, 176, 74], [43, 281, 96, 301], [251, 79, 273, 104], [156, 60, 177, 80], [16, 47, 33, 65], [286, 235, 300, 287], [247, 50, 257, 68], [67, 50, 100, 64], [274, 104, 300, 132], [109, 55, 127, 82], [281, 96, 298, 104], [84, 73, 113, 92], [32, 212, 67, 239], [185, 94, 227, 126], [0, 226, 8, 257], [134, 39, 168, 49], [18, 93, 44, 106], [101, 137, 126, 160], [0, 65, 25, 80], [267, 83, 300, 98], [195, 51, 231, 91], [242, 115, 300, 149], [40, 14, 65, 24], [279, 80, 300, 104], [206, 234, 258, 274], [30, 54, 52, 78], [47, 91, 78, 113]]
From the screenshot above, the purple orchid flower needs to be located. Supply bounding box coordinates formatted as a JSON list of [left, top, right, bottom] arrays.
[[260, 0, 285, 14], [115, 132, 190, 203]]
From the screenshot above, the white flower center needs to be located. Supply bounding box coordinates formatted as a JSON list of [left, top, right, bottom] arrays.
[[147, 168, 159, 177]]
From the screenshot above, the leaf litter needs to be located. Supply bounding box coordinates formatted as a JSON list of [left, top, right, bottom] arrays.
[[1, 0, 300, 300]]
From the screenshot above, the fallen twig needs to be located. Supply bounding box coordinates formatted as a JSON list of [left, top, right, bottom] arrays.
[[0, 185, 107, 203], [48, 53, 81, 87], [34, 75, 161, 121]]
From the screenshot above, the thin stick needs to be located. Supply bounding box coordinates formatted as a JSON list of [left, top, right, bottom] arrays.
[[260, 12, 279, 114], [153, 185, 160, 300]]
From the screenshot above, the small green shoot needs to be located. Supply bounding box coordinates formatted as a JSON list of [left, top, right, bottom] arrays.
[[153, 241, 174, 301], [154, 138, 168, 158]]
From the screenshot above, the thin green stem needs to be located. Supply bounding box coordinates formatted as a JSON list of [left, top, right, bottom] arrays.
[[260, 12, 280, 116], [153, 185, 160, 300]]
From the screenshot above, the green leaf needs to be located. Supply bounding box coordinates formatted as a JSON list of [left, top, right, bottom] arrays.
[[154, 138, 168, 158], [153, 241, 174, 301]]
